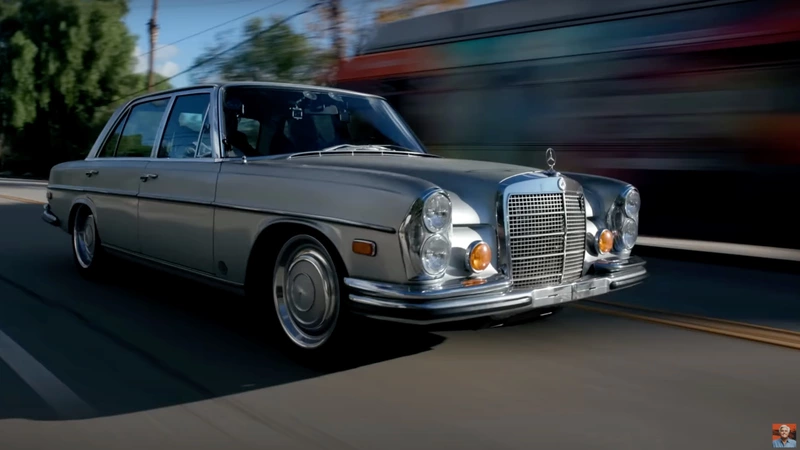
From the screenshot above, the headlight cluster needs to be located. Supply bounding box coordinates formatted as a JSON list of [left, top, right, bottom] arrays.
[[606, 186, 640, 252], [401, 189, 453, 279]]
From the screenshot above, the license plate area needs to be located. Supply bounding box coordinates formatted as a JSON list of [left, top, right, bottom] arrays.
[[573, 278, 610, 299], [531, 285, 572, 308]]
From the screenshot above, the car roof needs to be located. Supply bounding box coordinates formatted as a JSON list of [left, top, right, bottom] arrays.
[[128, 81, 385, 104]]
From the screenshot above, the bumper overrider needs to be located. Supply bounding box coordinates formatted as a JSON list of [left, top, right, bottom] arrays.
[[345, 256, 647, 325], [42, 204, 60, 226]]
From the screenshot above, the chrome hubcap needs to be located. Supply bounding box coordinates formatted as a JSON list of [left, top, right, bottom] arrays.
[[73, 212, 96, 269], [273, 236, 339, 349]]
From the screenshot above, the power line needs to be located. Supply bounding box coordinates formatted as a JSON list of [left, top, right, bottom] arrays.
[[107, 1, 324, 106], [128, 0, 264, 11], [135, 0, 293, 59]]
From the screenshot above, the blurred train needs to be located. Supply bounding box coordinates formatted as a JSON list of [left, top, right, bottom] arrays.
[[336, 0, 800, 250]]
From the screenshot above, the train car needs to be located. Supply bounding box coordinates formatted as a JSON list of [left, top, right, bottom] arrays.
[[337, 0, 800, 250]]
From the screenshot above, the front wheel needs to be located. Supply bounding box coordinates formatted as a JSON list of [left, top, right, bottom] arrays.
[[269, 234, 350, 362]]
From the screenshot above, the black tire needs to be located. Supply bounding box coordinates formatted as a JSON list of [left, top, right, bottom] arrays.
[[251, 233, 352, 368], [71, 206, 107, 279]]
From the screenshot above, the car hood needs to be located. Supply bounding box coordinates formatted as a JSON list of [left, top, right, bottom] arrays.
[[280, 154, 543, 225]]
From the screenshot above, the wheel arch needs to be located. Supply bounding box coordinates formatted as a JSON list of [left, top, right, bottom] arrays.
[[67, 197, 98, 236], [244, 219, 350, 294]]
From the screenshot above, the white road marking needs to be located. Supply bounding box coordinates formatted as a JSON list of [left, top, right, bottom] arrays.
[[638, 236, 800, 262], [0, 328, 95, 418], [0, 178, 48, 186]]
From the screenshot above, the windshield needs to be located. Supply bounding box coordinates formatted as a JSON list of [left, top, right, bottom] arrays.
[[220, 86, 426, 157]]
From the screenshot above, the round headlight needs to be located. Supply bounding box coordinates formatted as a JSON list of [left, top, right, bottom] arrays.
[[421, 234, 450, 276], [607, 205, 626, 231], [623, 188, 641, 218], [422, 192, 451, 233], [618, 218, 638, 250]]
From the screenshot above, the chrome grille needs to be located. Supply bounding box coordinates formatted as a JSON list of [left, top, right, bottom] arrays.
[[506, 192, 586, 289]]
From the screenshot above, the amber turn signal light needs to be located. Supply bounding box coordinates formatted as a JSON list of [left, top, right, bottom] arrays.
[[466, 241, 491, 272], [597, 229, 614, 254], [352, 239, 376, 256]]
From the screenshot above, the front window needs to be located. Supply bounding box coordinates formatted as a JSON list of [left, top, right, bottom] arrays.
[[158, 93, 212, 159], [220, 86, 426, 158]]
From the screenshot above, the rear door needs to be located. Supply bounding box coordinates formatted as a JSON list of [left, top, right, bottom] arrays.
[[81, 96, 171, 252]]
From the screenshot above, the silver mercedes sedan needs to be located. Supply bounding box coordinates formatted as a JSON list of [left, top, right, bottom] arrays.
[[41, 81, 647, 359]]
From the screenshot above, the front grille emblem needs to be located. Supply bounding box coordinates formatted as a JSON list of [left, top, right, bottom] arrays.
[[546, 147, 556, 170]]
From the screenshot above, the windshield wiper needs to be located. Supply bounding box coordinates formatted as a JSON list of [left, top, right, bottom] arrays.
[[371, 144, 426, 153], [288, 144, 440, 159], [319, 144, 360, 152]]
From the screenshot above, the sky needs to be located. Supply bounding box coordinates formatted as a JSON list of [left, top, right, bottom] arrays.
[[124, 0, 501, 88]]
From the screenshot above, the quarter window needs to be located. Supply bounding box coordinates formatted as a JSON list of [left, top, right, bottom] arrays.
[[158, 93, 212, 158], [97, 113, 127, 158], [115, 98, 170, 158], [196, 113, 213, 158]]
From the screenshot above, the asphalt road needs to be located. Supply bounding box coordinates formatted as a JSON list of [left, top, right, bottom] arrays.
[[0, 185, 798, 450]]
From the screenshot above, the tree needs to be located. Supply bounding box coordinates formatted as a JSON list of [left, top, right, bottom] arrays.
[[0, 0, 139, 174], [374, 0, 467, 24], [304, 0, 467, 74], [189, 16, 326, 85]]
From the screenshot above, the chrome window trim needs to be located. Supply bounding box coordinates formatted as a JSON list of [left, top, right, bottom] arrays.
[[87, 88, 216, 160], [217, 85, 232, 159], [195, 104, 212, 159], [150, 96, 177, 159]]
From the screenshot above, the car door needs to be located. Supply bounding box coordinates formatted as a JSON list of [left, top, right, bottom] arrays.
[[81, 96, 171, 252], [137, 90, 220, 274]]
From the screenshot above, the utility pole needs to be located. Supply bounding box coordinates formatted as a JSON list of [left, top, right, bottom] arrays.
[[147, 0, 159, 92], [326, 0, 343, 85]]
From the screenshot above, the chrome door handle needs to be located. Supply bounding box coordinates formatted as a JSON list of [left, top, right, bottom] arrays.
[[140, 173, 158, 181], [85, 170, 98, 177]]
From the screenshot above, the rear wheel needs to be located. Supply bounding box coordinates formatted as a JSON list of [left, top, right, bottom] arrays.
[[71, 206, 106, 278]]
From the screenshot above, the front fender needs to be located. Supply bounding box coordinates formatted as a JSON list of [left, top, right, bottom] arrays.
[[563, 172, 634, 225]]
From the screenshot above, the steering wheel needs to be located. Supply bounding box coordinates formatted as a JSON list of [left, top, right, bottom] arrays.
[[168, 144, 197, 159]]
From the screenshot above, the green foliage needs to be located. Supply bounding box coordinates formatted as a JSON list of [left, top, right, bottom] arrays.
[[190, 16, 328, 85], [0, 0, 138, 174]]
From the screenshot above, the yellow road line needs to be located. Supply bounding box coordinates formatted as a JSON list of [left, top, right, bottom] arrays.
[[573, 303, 800, 351], [586, 299, 800, 338], [0, 194, 45, 205]]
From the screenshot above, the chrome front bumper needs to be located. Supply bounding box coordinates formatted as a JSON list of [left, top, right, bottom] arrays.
[[345, 256, 647, 325], [41, 204, 60, 226]]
